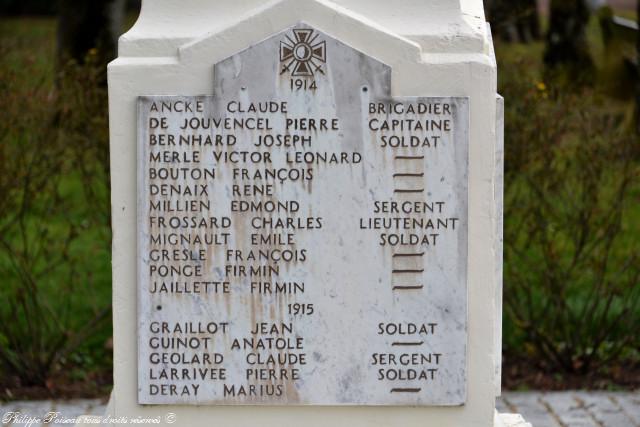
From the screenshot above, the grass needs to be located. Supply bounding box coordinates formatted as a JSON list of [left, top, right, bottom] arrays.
[[0, 18, 55, 86]]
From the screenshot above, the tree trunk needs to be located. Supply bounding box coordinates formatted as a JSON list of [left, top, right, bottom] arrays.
[[544, 0, 592, 69], [56, 0, 125, 68], [486, 0, 540, 42], [520, 0, 541, 41]]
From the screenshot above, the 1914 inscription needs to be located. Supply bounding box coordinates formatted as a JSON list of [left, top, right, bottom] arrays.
[[137, 24, 469, 405]]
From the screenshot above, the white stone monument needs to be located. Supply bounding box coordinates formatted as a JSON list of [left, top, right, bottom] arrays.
[[100, 0, 528, 425]]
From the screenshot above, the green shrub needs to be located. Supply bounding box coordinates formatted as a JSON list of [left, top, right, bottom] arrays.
[[500, 42, 640, 374], [0, 33, 112, 388]]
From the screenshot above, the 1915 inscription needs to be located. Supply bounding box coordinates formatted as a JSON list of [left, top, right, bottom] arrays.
[[137, 24, 469, 405]]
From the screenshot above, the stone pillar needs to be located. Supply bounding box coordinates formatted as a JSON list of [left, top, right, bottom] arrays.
[[103, 1, 520, 425]]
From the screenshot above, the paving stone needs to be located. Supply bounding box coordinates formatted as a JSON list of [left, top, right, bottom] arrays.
[[81, 398, 107, 416], [574, 392, 637, 427], [614, 392, 640, 426], [9, 400, 53, 414], [503, 392, 562, 427], [51, 400, 97, 423], [540, 392, 600, 427], [497, 397, 512, 413], [0, 403, 17, 427], [2, 400, 52, 427]]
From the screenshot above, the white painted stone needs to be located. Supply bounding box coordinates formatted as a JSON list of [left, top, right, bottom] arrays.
[[494, 94, 504, 397], [120, 0, 489, 58], [107, 0, 508, 425], [494, 413, 533, 427]]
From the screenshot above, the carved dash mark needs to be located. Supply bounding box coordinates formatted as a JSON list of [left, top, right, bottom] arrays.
[[393, 173, 424, 177], [394, 189, 425, 193], [393, 252, 425, 258], [395, 155, 425, 160], [390, 388, 422, 393], [392, 341, 424, 346], [390, 115, 429, 303]]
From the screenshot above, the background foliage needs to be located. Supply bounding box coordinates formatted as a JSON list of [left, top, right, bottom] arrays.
[[0, 19, 112, 397], [499, 42, 640, 387]]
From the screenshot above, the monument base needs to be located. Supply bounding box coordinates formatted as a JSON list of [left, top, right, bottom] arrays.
[[495, 411, 533, 427]]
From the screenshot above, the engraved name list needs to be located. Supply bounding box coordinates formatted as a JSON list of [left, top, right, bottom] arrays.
[[137, 25, 469, 406]]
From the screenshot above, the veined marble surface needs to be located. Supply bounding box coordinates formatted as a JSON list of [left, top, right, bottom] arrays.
[[136, 25, 469, 405]]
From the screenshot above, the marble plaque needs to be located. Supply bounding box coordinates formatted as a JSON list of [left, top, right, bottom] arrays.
[[137, 24, 469, 406]]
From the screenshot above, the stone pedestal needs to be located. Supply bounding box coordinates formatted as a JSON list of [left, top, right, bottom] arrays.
[[99, 0, 527, 425]]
